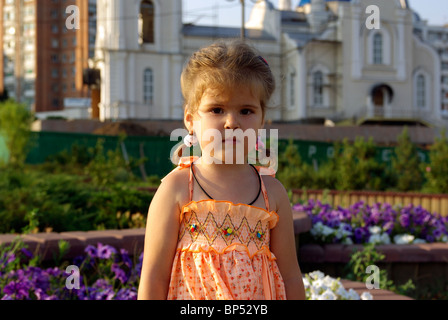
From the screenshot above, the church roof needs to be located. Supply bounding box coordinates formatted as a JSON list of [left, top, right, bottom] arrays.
[[285, 31, 317, 48], [298, 0, 409, 8], [182, 24, 276, 41], [298, 0, 351, 6]]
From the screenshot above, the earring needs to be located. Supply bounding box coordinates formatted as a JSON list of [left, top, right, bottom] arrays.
[[255, 136, 265, 151], [184, 133, 198, 147]]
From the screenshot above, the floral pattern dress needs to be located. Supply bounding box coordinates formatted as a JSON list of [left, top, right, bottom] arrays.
[[165, 157, 286, 300]]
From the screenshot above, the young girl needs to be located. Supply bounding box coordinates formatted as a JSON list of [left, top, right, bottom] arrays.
[[137, 39, 306, 300]]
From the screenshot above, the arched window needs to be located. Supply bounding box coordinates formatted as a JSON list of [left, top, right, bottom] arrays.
[[313, 71, 323, 106], [143, 68, 154, 105], [139, 0, 154, 44], [290, 71, 296, 107], [416, 74, 426, 108], [373, 33, 383, 64]]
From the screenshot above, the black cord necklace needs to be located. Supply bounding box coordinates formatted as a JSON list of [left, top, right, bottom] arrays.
[[190, 163, 262, 205]]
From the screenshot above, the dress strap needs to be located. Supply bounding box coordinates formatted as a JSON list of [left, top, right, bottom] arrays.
[[188, 162, 194, 202], [258, 170, 270, 212]]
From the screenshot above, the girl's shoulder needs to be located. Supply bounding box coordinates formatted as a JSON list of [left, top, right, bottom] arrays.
[[261, 174, 289, 212], [156, 167, 190, 210]]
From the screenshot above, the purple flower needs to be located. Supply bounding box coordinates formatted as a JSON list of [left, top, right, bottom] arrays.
[[20, 248, 33, 259], [85, 245, 98, 258], [96, 243, 117, 259], [354, 227, 366, 243], [3, 280, 32, 299], [399, 214, 410, 228], [111, 263, 128, 284], [115, 288, 137, 300], [120, 249, 132, 269]]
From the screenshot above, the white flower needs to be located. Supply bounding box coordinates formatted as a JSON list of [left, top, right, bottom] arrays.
[[302, 277, 310, 288], [380, 233, 391, 244], [368, 233, 382, 244], [347, 288, 360, 300], [336, 223, 353, 239], [318, 289, 337, 300], [322, 275, 338, 288], [368, 226, 382, 235], [308, 270, 325, 281], [368, 228, 391, 245], [336, 286, 350, 300], [310, 278, 328, 296], [394, 234, 415, 244], [360, 292, 373, 300], [439, 235, 448, 243], [342, 237, 354, 245], [310, 222, 335, 241]]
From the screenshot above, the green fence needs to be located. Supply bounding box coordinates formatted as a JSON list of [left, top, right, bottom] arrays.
[[281, 139, 430, 170], [0, 134, 8, 164], [21, 131, 430, 179], [25, 131, 179, 178]]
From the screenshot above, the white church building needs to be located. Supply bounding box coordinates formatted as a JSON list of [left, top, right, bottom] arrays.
[[92, 0, 447, 127]]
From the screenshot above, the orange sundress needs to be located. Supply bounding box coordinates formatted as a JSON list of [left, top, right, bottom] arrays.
[[166, 156, 286, 300]]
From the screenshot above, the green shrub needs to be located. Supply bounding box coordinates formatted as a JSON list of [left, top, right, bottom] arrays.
[[0, 167, 153, 233], [277, 139, 314, 190], [344, 243, 415, 297], [422, 129, 448, 194], [390, 127, 424, 191], [334, 137, 385, 191], [0, 100, 35, 167]]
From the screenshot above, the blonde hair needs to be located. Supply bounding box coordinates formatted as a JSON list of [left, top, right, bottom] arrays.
[[181, 39, 275, 116], [172, 39, 275, 165]]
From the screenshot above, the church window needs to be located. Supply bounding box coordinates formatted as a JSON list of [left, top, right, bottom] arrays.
[[313, 71, 323, 106], [290, 72, 296, 106], [143, 68, 154, 105], [139, 0, 154, 44], [416, 74, 426, 108], [373, 33, 383, 64]]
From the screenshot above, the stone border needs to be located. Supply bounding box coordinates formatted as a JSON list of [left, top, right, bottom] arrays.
[[339, 279, 413, 300], [298, 242, 448, 264]]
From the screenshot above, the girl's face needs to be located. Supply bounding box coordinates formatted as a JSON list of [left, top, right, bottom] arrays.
[[185, 85, 264, 164]]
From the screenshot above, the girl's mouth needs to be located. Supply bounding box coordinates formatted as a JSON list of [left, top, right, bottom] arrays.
[[223, 137, 239, 144]]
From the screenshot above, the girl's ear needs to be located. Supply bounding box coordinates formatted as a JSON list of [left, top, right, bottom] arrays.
[[184, 106, 194, 133]]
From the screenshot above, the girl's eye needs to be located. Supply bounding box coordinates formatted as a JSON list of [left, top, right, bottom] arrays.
[[241, 109, 253, 115], [210, 107, 223, 114]]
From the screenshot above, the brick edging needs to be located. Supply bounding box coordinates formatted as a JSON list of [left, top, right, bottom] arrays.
[[298, 242, 448, 263], [338, 279, 414, 300]]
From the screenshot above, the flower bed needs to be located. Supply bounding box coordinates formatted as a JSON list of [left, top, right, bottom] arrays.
[[0, 240, 142, 300], [294, 199, 448, 297], [293, 199, 448, 245], [0, 241, 397, 300], [0, 240, 377, 300], [303, 270, 372, 300]]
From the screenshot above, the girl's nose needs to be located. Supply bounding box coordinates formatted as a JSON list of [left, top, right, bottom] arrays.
[[224, 112, 240, 129]]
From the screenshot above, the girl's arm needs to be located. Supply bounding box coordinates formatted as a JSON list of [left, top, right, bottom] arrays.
[[137, 172, 185, 300], [269, 179, 306, 300]]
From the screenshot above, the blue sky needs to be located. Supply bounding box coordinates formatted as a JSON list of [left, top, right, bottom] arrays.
[[183, 0, 448, 27]]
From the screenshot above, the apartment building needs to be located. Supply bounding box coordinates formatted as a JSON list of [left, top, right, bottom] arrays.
[[0, 0, 96, 113]]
